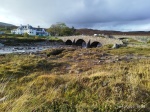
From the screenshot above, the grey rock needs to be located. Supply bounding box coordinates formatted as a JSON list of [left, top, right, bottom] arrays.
[[112, 44, 119, 49], [0, 43, 4, 47]]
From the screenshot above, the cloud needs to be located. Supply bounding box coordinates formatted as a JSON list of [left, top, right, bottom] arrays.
[[0, 0, 150, 31]]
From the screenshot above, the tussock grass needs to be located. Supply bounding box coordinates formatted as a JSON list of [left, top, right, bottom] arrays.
[[108, 47, 150, 56], [0, 46, 150, 111]]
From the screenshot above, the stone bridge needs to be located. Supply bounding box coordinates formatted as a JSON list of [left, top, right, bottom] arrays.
[[58, 36, 123, 48]]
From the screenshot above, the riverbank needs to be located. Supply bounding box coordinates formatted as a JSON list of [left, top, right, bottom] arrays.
[[0, 37, 66, 54]]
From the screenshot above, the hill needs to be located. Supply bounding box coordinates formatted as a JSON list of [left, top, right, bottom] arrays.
[[0, 22, 17, 32], [76, 28, 150, 36], [0, 22, 15, 27]]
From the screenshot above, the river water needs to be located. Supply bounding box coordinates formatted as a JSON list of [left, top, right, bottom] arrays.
[[0, 45, 69, 54]]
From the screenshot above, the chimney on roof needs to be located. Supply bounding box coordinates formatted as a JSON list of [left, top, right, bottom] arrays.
[[27, 24, 30, 28]]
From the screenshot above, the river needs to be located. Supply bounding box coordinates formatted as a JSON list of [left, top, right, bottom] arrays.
[[0, 41, 82, 54], [0, 41, 74, 55], [0, 46, 54, 54]]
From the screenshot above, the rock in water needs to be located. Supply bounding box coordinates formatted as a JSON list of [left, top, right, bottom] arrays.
[[0, 43, 4, 47], [112, 44, 119, 49]]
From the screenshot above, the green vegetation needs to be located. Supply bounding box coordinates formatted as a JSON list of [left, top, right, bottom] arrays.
[[0, 34, 62, 46], [48, 37, 63, 42], [0, 37, 45, 46], [0, 25, 16, 33], [147, 40, 150, 44], [23, 33, 29, 37], [107, 47, 150, 56], [0, 46, 150, 112], [47, 22, 76, 36]]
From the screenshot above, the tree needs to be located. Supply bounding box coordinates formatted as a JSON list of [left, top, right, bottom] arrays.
[[60, 27, 72, 36], [47, 22, 75, 36]]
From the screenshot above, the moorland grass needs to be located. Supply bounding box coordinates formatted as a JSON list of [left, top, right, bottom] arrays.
[[0, 46, 150, 112]]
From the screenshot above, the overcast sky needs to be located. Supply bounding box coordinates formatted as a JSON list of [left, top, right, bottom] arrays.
[[1, 0, 150, 31]]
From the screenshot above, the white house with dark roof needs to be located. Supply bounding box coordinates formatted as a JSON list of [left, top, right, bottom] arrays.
[[11, 24, 49, 36]]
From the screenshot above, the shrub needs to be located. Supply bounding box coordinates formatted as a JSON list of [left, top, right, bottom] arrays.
[[147, 40, 150, 44], [24, 33, 29, 37]]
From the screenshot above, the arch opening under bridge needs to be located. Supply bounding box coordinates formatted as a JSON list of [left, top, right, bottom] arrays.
[[75, 39, 87, 48], [90, 41, 102, 48], [65, 40, 73, 45]]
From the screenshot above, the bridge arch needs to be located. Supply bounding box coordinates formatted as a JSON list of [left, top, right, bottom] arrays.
[[90, 41, 102, 48], [75, 39, 87, 48], [65, 40, 73, 45]]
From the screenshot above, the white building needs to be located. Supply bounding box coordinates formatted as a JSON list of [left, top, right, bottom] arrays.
[[11, 24, 49, 36]]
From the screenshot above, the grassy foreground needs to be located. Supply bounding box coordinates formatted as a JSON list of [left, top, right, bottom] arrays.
[[0, 46, 150, 112]]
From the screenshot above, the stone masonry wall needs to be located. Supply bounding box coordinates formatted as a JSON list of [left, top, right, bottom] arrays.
[[58, 36, 123, 46], [112, 35, 150, 42]]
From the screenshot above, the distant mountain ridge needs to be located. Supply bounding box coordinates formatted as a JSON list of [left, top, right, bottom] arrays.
[[76, 28, 150, 36], [0, 22, 15, 26]]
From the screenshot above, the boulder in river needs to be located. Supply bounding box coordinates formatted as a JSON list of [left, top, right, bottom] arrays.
[[112, 44, 119, 49]]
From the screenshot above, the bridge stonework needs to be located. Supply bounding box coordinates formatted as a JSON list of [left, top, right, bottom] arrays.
[[58, 36, 123, 47]]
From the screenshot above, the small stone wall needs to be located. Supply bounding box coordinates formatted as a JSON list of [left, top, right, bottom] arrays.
[[112, 35, 150, 42]]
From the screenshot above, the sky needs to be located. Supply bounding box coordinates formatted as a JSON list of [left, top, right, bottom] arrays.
[[0, 0, 150, 31]]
